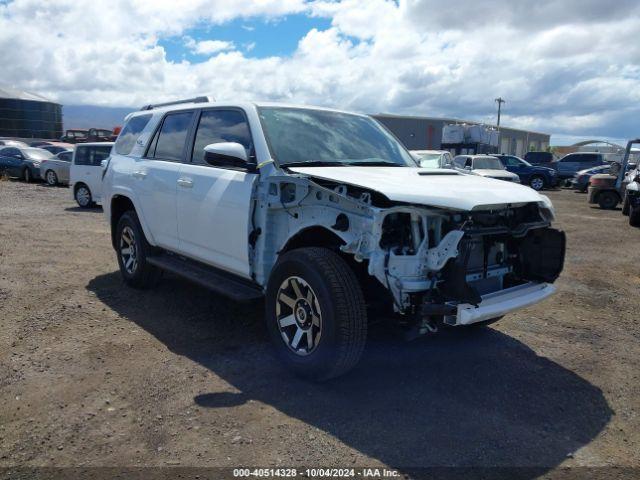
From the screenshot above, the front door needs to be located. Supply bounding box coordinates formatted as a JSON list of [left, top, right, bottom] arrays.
[[177, 108, 258, 278]]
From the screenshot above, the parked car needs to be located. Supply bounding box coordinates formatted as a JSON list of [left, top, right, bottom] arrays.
[[40, 149, 73, 186], [570, 164, 611, 192], [0, 139, 29, 148], [40, 143, 74, 156], [524, 151, 554, 165], [102, 98, 565, 380], [571, 163, 637, 193], [29, 141, 53, 147], [452, 154, 521, 182], [588, 140, 639, 210], [87, 128, 115, 142], [60, 129, 89, 143], [410, 149, 454, 168], [552, 152, 607, 180], [70, 142, 114, 207], [493, 154, 557, 191], [0, 146, 54, 182]]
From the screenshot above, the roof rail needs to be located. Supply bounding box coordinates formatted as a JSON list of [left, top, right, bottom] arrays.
[[140, 96, 213, 111]]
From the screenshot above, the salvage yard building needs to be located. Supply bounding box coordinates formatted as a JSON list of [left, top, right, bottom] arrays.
[[373, 113, 550, 157]]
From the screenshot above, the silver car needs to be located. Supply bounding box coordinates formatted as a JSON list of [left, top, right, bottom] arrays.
[[40, 149, 73, 186]]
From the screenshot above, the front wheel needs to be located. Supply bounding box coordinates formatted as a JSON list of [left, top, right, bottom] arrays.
[[529, 175, 545, 191], [266, 247, 367, 381], [75, 185, 92, 208], [45, 170, 58, 186], [23, 168, 32, 183], [597, 191, 618, 210]]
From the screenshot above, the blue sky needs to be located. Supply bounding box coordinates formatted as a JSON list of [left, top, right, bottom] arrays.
[[159, 14, 332, 61], [2, 0, 639, 145]]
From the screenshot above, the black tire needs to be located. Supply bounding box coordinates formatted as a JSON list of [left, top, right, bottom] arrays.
[[23, 168, 31, 183], [45, 170, 58, 186], [74, 184, 93, 208], [630, 203, 640, 227], [265, 247, 367, 381], [597, 191, 619, 210], [115, 210, 161, 288], [622, 194, 630, 216], [529, 175, 545, 191]]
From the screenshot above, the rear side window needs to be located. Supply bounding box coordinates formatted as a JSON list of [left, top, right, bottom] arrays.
[[75, 145, 113, 166], [191, 109, 252, 165], [147, 112, 194, 162], [115, 114, 152, 155]]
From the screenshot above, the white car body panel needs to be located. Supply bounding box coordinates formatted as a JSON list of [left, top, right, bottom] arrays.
[[289, 166, 542, 210], [176, 163, 258, 278], [131, 158, 181, 250]]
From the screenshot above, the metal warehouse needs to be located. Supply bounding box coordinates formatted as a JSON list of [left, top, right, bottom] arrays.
[[0, 86, 63, 139], [373, 114, 550, 157]]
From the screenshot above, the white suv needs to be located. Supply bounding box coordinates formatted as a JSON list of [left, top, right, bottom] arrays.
[[102, 97, 565, 380]]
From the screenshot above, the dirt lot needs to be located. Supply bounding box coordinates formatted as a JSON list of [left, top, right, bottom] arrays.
[[1, 179, 639, 478]]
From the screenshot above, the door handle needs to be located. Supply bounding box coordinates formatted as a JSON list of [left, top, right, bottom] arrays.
[[177, 177, 194, 188], [132, 170, 147, 179]]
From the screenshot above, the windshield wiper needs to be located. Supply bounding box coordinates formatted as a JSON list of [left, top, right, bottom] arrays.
[[284, 161, 351, 167], [348, 159, 404, 167]]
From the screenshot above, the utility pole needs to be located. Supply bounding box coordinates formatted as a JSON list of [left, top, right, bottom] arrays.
[[495, 97, 506, 127]]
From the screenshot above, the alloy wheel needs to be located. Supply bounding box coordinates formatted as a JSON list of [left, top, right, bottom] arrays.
[[276, 276, 322, 356], [120, 226, 138, 275], [46, 171, 57, 185], [530, 177, 544, 191], [76, 187, 90, 207]]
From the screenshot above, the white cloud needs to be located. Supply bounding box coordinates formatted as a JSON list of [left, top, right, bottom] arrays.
[[1, 0, 639, 139], [184, 36, 235, 55]]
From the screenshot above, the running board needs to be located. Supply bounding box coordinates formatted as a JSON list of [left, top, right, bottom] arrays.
[[147, 253, 263, 302]]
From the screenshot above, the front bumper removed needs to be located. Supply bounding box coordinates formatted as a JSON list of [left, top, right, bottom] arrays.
[[447, 282, 556, 326]]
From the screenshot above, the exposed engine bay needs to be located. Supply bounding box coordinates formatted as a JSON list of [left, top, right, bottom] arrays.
[[251, 171, 565, 332]]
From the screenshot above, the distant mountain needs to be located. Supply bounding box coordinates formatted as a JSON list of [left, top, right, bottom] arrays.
[[62, 104, 135, 129]]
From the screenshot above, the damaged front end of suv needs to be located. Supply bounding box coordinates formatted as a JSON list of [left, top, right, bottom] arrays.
[[253, 168, 565, 337]]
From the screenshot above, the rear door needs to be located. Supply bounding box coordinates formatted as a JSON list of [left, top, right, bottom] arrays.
[[556, 154, 581, 177], [176, 108, 258, 278], [134, 110, 196, 251]]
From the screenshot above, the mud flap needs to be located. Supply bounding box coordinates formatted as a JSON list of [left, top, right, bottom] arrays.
[[517, 228, 566, 282]]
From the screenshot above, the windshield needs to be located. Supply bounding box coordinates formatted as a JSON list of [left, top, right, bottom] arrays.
[[414, 153, 442, 168], [24, 148, 54, 160], [473, 157, 504, 170], [258, 107, 417, 167]]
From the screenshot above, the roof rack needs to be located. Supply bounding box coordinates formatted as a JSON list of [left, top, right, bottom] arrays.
[[140, 96, 213, 111]]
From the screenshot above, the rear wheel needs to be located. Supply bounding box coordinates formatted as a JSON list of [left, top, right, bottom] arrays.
[[266, 247, 367, 381], [115, 211, 160, 288], [75, 184, 92, 208], [597, 191, 618, 210], [529, 175, 545, 191], [45, 170, 58, 186]]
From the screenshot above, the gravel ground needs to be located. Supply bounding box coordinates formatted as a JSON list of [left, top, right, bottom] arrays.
[[0, 179, 639, 478]]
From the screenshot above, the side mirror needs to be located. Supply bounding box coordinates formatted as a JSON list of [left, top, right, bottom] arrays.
[[203, 142, 251, 170]]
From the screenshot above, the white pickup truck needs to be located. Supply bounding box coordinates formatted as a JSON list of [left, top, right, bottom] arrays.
[[102, 98, 565, 380]]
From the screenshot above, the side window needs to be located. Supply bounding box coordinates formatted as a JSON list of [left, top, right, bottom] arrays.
[[115, 114, 152, 155], [560, 155, 576, 163], [90, 146, 113, 166], [59, 152, 72, 161], [74, 147, 89, 165], [3, 147, 19, 157], [75, 146, 112, 166], [191, 109, 252, 165], [504, 156, 520, 167], [149, 112, 194, 162]]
